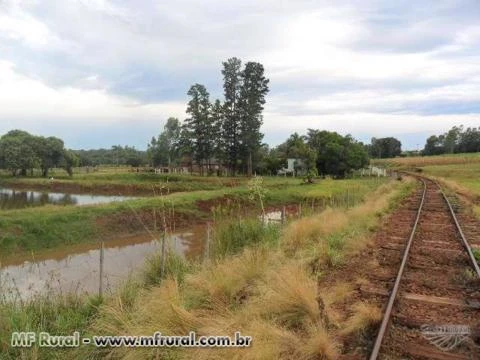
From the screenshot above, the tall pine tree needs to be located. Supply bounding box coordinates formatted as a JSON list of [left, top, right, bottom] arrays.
[[221, 57, 242, 175], [185, 84, 213, 174], [238, 62, 269, 176]]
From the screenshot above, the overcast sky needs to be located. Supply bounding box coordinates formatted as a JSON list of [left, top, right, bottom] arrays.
[[1, 0, 479, 150]]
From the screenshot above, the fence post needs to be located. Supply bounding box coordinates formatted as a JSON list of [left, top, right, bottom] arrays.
[[160, 228, 167, 279], [298, 203, 302, 217], [204, 222, 211, 263], [281, 206, 286, 224], [99, 241, 104, 298]]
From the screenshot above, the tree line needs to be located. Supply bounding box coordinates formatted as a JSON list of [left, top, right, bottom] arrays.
[[75, 146, 147, 167], [148, 57, 269, 176], [148, 57, 371, 177], [0, 130, 78, 177], [423, 126, 480, 155]]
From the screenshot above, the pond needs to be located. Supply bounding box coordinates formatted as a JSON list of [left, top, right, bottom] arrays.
[[0, 187, 134, 210], [0, 225, 206, 300]]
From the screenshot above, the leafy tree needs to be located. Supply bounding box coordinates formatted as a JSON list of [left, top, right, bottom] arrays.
[[62, 150, 79, 176], [423, 135, 445, 155], [37, 136, 65, 177], [148, 117, 181, 168], [368, 137, 402, 158], [444, 126, 462, 153], [0, 131, 39, 176], [423, 125, 480, 155], [307, 130, 368, 178], [277, 133, 317, 175], [0, 130, 85, 177], [75, 147, 147, 167], [458, 127, 480, 153]]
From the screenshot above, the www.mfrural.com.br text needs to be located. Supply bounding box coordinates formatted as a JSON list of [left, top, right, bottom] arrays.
[[11, 331, 252, 348]]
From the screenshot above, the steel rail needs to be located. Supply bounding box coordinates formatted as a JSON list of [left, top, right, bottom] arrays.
[[368, 176, 480, 359], [438, 182, 480, 279], [368, 178, 427, 360]]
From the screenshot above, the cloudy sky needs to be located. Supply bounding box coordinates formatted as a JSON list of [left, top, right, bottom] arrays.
[[1, 0, 479, 150]]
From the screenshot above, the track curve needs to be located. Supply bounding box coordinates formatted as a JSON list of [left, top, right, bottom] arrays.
[[369, 177, 480, 360]]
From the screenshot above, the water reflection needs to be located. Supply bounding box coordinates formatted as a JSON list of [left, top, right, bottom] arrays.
[[0, 226, 205, 300], [0, 187, 133, 210]]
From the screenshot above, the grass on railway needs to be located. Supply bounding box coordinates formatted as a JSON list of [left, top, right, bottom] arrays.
[[0, 177, 414, 360], [76, 178, 414, 360]]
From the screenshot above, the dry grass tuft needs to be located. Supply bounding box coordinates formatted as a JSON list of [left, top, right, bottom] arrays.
[[281, 208, 348, 254], [253, 263, 321, 329], [299, 327, 339, 360], [340, 301, 382, 336], [79, 178, 414, 360], [185, 248, 273, 310]]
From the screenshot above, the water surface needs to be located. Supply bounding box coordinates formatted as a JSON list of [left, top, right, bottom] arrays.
[[0, 187, 133, 210], [0, 226, 206, 300]]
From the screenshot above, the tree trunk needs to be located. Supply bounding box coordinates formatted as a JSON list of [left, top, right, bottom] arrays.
[[247, 152, 253, 177]]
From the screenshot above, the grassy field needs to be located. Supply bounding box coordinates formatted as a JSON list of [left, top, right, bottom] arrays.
[[371, 152, 480, 168], [420, 163, 480, 197], [0, 176, 414, 360], [370, 153, 480, 200], [0, 175, 387, 258], [0, 170, 246, 195], [373, 152, 480, 217]]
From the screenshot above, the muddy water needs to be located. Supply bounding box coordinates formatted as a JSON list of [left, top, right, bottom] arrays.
[[0, 226, 206, 300], [0, 187, 133, 210]]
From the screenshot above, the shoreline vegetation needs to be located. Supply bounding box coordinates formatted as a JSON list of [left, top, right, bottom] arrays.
[[0, 175, 415, 359], [0, 174, 386, 258]]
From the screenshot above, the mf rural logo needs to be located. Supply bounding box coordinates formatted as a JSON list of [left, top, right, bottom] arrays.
[[421, 324, 470, 351]]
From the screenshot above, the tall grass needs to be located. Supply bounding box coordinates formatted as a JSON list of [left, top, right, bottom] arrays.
[[0, 291, 102, 359], [79, 178, 413, 360], [372, 152, 480, 168], [0, 175, 405, 360], [212, 219, 280, 258]]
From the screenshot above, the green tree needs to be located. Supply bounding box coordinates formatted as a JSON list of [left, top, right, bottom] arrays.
[[62, 150, 79, 176], [307, 130, 368, 178], [423, 135, 444, 155], [0, 130, 39, 176], [368, 137, 402, 158], [238, 61, 270, 176], [278, 133, 317, 175], [148, 117, 181, 168], [37, 136, 65, 177], [185, 84, 213, 174], [221, 57, 243, 175], [210, 99, 224, 165]]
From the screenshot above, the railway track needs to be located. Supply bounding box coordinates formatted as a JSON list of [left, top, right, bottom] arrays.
[[369, 177, 480, 360]]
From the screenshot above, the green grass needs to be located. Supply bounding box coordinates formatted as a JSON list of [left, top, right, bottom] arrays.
[[420, 163, 480, 197], [0, 177, 388, 258], [0, 170, 308, 195], [473, 248, 480, 263], [371, 152, 480, 168], [0, 177, 409, 360], [78, 178, 414, 360], [212, 219, 281, 258], [0, 292, 103, 360]]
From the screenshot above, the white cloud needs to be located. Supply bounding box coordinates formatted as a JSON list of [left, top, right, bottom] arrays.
[[0, 61, 185, 124], [0, 0, 479, 149]]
